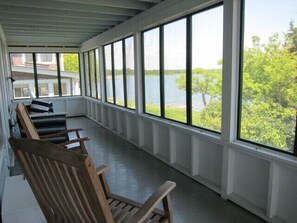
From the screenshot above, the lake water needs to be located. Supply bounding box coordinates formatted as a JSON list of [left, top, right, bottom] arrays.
[[110, 74, 208, 111]]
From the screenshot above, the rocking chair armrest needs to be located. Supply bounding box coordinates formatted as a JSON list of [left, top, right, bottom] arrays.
[[125, 181, 176, 223], [96, 165, 109, 176], [96, 165, 111, 197], [63, 128, 83, 133], [58, 137, 89, 147], [40, 128, 84, 139]]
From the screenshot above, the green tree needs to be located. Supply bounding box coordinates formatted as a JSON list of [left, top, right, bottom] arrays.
[[285, 21, 297, 53], [176, 67, 221, 108], [174, 26, 297, 149], [175, 64, 222, 131], [63, 54, 79, 72], [241, 33, 297, 151]]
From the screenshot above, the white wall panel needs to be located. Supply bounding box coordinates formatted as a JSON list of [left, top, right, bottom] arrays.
[[156, 125, 170, 160], [126, 114, 138, 145], [139, 119, 153, 152], [276, 165, 297, 223], [233, 152, 269, 211], [116, 111, 125, 137], [65, 97, 85, 116], [174, 131, 191, 173], [198, 141, 223, 188]]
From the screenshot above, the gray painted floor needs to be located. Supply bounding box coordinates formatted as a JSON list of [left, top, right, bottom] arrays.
[[11, 117, 267, 223], [67, 117, 266, 223]]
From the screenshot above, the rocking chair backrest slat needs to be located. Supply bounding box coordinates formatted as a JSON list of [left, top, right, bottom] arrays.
[[15, 103, 40, 140]]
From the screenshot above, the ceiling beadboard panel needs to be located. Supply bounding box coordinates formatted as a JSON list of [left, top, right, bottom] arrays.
[[0, 0, 163, 47]]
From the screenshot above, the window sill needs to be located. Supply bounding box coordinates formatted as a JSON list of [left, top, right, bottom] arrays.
[[139, 113, 222, 145], [226, 140, 297, 168]]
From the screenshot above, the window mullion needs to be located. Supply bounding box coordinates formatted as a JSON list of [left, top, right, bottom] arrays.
[[141, 33, 146, 113], [111, 44, 116, 104], [160, 26, 165, 117], [237, 0, 245, 141], [123, 40, 128, 108], [83, 53, 87, 97], [93, 50, 98, 99], [78, 53, 82, 97], [103, 48, 108, 102], [56, 53, 62, 97], [186, 16, 192, 125], [87, 52, 92, 97], [32, 53, 39, 98]]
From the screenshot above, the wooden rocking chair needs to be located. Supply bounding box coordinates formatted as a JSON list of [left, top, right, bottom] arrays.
[[9, 137, 176, 223], [15, 102, 89, 153]]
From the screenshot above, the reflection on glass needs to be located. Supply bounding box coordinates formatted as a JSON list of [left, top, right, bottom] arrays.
[[125, 37, 135, 109], [38, 83, 49, 97], [84, 52, 90, 96], [104, 44, 114, 103], [10, 53, 35, 99], [143, 28, 161, 116], [36, 53, 58, 97], [89, 50, 97, 98], [192, 6, 223, 131], [95, 49, 101, 99], [240, 0, 297, 152], [114, 41, 124, 106], [164, 18, 187, 123], [59, 53, 81, 96]]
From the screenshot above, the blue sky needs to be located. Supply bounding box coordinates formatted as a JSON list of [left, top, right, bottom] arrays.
[[144, 5, 223, 70], [143, 1, 296, 70], [244, 0, 297, 47]]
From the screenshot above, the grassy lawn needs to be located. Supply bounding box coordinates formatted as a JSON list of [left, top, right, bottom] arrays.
[[145, 104, 200, 124], [119, 101, 220, 131]]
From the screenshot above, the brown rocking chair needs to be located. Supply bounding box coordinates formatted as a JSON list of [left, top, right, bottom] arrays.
[[15, 102, 89, 153], [9, 137, 176, 223]]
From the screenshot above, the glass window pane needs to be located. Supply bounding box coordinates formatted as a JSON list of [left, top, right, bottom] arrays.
[[10, 53, 35, 99], [89, 50, 97, 98], [114, 41, 125, 106], [36, 53, 58, 97], [143, 28, 161, 116], [38, 83, 49, 97], [95, 49, 101, 99], [164, 18, 187, 123], [84, 52, 90, 96], [53, 83, 59, 96], [104, 44, 114, 103], [59, 53, 81, 96], [39, 54, 53, 63], [125, 37, 135, 109], [25, 54, 33, 63], [192, 6, 223, 131], [240, 0, 297, 152]]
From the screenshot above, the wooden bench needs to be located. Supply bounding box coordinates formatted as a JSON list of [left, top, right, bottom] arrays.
[[16, 103, 88, 153]]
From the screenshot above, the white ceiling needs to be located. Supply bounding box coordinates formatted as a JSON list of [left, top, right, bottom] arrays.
[[0, 0, 163, 47]]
